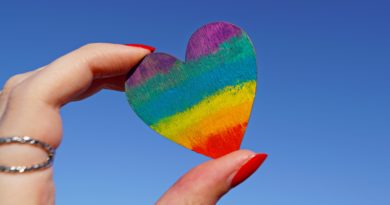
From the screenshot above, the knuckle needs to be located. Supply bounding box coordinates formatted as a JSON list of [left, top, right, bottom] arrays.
[[7, 83, 23, 97], [3, 74, 25, 92], [6, 83, 33, 105]]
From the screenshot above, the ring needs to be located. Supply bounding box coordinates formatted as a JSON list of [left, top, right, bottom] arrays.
[[0, 136, 55, 173]]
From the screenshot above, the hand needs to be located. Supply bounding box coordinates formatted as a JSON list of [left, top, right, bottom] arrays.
[[0, 43, 267, 205]]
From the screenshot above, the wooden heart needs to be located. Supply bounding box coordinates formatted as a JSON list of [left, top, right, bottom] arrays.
[[125, 22, 257, 158]]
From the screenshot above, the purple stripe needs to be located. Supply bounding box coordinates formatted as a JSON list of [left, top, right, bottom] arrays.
[[126, 53, 177, 87], [185, 22, 242, 61]]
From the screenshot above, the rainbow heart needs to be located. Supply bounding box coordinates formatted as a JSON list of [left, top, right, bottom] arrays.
[[125, 22, 257, 158]]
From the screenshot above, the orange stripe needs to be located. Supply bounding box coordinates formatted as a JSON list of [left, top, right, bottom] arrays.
[[176, 100, 252, 150]]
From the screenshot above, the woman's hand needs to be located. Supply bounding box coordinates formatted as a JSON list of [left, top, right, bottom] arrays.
[[0, 43, 266, 205]]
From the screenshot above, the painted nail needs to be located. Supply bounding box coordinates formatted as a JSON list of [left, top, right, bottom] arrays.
[[230, 153, 268, 187], [125, 44, 156, 53]]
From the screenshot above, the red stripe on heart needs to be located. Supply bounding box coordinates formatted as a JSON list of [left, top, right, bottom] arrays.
[[192, 122, 248, 158]]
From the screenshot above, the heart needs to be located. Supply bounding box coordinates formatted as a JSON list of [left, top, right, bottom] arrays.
[[125, 22, 257, 158]]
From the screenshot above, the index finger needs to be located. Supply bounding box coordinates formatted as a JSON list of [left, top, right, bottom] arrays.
[[13, 43, 153, 107]]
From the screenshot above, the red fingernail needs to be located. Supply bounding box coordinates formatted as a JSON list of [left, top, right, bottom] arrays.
[[125, 44, 156, 53], [231, 153, 268, 187]]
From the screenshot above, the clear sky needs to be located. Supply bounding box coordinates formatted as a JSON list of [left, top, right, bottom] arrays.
[[1, 0, 389, 204]]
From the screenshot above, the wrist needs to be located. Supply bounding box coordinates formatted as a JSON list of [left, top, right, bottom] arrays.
[[0, 168, 55, 205]]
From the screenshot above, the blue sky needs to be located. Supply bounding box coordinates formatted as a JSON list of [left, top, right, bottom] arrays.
[[0, 0, 389, 204]]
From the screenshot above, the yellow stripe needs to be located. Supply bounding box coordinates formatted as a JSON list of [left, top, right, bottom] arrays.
[[151, 80, 256, 148]]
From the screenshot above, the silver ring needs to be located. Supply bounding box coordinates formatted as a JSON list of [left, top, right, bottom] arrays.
[[0, 136, 55, 173]]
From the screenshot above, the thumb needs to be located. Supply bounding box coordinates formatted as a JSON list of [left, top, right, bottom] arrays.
[[157, 150, 268, 205]]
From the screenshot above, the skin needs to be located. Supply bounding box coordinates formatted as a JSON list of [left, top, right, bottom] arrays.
[[0, 43, 259, 205]]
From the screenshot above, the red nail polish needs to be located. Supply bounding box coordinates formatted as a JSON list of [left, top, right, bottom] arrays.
[[125, 44, 156, 53], [231, 153, 268, 187]]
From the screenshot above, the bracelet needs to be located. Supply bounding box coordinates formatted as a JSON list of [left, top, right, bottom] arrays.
[[0, 136, 55, 173]]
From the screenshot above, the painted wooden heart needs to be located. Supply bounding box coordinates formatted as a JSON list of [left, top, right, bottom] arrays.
[[125, 22, 257, 158]]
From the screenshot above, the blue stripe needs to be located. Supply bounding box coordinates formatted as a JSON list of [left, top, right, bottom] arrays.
[[132, 57, 257, 125]]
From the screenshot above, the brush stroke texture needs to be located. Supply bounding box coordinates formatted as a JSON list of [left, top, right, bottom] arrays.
[[126, 22, 257, 158]]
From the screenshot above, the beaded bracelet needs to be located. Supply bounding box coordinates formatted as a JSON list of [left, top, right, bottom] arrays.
[[0, 136, 55, 173]]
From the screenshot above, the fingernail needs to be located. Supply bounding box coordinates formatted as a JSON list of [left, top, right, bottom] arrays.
[[230, 153, 268, 187], [125, 44, 156, 53]]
